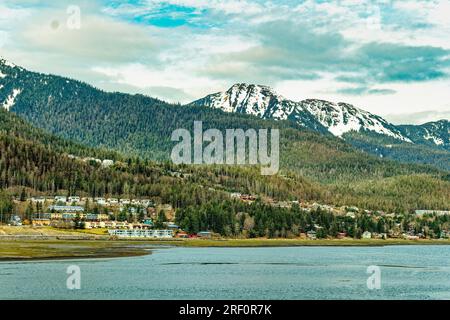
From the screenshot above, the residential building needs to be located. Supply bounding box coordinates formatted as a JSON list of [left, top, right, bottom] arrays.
[[48, 205, 84, 213], [68, 196, 80, 203], [108, 229, 173, 238], [94, 198, 106, 205], [120, 199, 131, 205], [307, 230, 317, 239], [362, 231, 372, 239], [197, 231, 212, 238], [54, 196, 67, 203], [31, 197, 46, 204], [415, 210, 450, 216]]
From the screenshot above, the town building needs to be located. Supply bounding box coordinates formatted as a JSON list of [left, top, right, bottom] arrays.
[[48, 205, 84, 213], [197, 231, 212, 238], [108, 229, 173, 238], [54, 196, 67, 203], [31, 197, 46, 204], [362, 231, 372, 239], [307, 230, 317, 239]]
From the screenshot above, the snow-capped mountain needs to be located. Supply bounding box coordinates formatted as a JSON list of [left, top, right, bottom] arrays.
[[0, 58, 24, 111], [193, 83, 297, 120], [399, 120, 449, 150], [191, 83, 411, 142]]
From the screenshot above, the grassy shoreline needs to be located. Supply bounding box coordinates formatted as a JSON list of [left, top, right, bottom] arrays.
[[0, 240, 152, 261], [1, 238, 450, 261], [1, 226, 450, 261]]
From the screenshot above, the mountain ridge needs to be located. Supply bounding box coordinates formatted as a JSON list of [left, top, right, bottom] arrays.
[[191, 83, 448, 148], [0, 59, 448, 171]]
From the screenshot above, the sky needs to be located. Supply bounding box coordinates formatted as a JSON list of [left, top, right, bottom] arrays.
[[0, 0, 450, 124]]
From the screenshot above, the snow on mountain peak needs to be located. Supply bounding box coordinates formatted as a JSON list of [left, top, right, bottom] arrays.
[[298, 99, 411, 142], [0, 57, 17, 69], [194, 83, 296, 121], [191, 83, 412, 142], [2, 88, 22, 111]]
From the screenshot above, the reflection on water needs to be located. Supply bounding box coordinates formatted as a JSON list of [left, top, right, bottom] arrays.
[[1, 245, 450, 300]]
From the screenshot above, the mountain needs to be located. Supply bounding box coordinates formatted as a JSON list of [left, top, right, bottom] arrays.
[[191, 83, 449, 168], [191, 83, 411, 142], [0, 57, 443, 178], [399, 120, 449, 151], [0, 104, 448, 213], [0, 106, 326, 208]]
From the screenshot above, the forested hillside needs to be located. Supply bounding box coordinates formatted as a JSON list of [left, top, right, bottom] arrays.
[[0, 60, 446, 184], [0, 59, 449, 213], [343, 131, 450, 171], [0, 119, 448, 212], [0, 108, 118, 161]]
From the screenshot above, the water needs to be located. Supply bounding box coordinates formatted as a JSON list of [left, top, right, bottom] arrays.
[[1, 245, 450, 300]]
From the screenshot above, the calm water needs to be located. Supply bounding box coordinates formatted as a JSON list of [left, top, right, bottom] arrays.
[[1, 245, 450, 300]]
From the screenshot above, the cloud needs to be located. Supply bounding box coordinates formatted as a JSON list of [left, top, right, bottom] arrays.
[[337, 87, 396, 96], [18, 13, 161, 64], [355, 42, 450, 82], [385, 110, 450, 125], [1, 0, 450, 116]]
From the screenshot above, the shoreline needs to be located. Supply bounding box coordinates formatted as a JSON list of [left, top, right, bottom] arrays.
[[1, 238, 450, 261], [0, 240, 152, 262]]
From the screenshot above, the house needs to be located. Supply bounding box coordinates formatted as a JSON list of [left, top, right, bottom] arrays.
[[104, 221, 117, 229], [337, 232, 347, 239], [362, 231, 372, 239], [68, 196, 80, 203], [101, 159, 114, 167], [346, 212, 356, 219], [9, 215, 22, 226], [272, 201, 291, 208], [84, 221, 106, 229], [415, 210, 450, 216], [62, 213, 78, 220], [33, 213, 63, 220], [141, 199, 154, 207], [32, 218, 51, 226], [165, 222, 180, 230], [197, 231, 212, 238], [376, 233, 387, 239], [307, 230, 317, 240], [31, 197, 46, 204], [240, 194, 257, 202], [143, 219, 153, 226], [176, 232, 189, 238], [94, 198, 106, 205], [54, 196, 67, 203], [85, 213, 109, 221], [108, 229, 173, 238], [115, 221, 132, 229], [48, 205, 84, 213], [230, 192, 242, 199], [107, 198, 119, 205]]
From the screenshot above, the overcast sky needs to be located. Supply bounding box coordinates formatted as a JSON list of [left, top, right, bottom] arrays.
[[1, 0, 450, 124]]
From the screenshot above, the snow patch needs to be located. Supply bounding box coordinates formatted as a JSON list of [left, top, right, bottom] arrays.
[[0, 58, 16, 68], [423, 129, 444, 145], [2, 88, 22, 111], [193, 83, 413, 143]]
